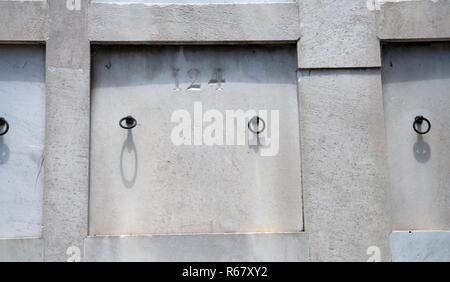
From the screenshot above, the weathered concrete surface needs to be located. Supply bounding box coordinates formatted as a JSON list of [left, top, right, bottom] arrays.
[[377, 0, 450, 40], [88, 3, 299, 42], [84, 233, 309, 262], [382, 42, 450, 230], [42, 0, 90, 261], [0, 45, 46, 239], [391, 231, 450, 262], [43, 68, 90, 261], [94, 0, 294, 3], [0, 0, 48, 41], [2, 0, 447, 262], [89, 45, 303, 235], [0, 238, 43, 262], [298, 0, 381, 68], [47, 0, 89, 70], [299, 69, 391, 261]]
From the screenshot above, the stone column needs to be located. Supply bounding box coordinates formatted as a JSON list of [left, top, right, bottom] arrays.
[[43, 0, 90, 262]]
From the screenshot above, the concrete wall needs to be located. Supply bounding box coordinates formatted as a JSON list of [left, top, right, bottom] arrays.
[[299, 69, 391, 261], [89, 45, 303, 236], [391, 231, 450, 262], [84, 233, 309, 262], [0, 0, 449, 262], [382, 42, 450, 230], [0, 45, 46, 239]]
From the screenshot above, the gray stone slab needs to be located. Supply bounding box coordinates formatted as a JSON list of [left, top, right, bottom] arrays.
[[89, 45, 303, 236], [84, 232, 309, 262], [0, 45, 46, 239], [43, 67, 90, 261], [377, 0, 450, 41], [93, 0, 294, 2], [46, 0, 90, 69], [391, 231, 450, 262], [88, 2, 299, 42], [42, 0, 90, 262], [0, 238, 43, 262], [298, 69, 391, 261], [298, 0, 381, 68], [382, 42, 450, 230], [0, 0, 48, 41]]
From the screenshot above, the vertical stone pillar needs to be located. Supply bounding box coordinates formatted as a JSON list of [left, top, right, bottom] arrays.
[[297, 0, 392, 261], [43, 0, 90, 262]]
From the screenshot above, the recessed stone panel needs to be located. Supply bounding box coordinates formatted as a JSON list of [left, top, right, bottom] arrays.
[[0, 45, 46, 238], [89, 45, 303, 236], [382, 42, 450, 230]]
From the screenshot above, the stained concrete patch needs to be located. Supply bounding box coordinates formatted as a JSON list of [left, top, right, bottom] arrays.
[[88, 2, 299, 42], [391, 231, 450, 262]]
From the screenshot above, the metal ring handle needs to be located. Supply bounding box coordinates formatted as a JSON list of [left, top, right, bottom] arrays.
[[248, 116, 266, 135], [119, 116, 137, 130], [413, 116, 431, 135], [0, 117, 9, 136]]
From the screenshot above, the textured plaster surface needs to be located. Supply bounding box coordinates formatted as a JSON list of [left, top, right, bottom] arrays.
[[88, 2, 299, 42], [0, 0, 48, 41], [298, 69, 391, 261], [298, 0, 381, 68]]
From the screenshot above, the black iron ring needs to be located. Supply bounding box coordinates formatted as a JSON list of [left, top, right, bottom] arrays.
[[248, 116, 266, 135], [413, 116, 431, 135], [0, 117, 9, 136], [119, 116, 137, 130]]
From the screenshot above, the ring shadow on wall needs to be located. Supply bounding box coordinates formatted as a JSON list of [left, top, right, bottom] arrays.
[[120, 130, 138, 188], [248, 116, 266, 154], [0, 137, 10, 165], [413, 134, 431, 163], [412, 116, 431, 163], [0, 118, 10, 164]]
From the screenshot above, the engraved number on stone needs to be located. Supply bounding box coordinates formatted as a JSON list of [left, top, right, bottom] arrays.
[[173, 68, 226, 92], [209, 68, 225, 91], [187, 68, 201, 91]]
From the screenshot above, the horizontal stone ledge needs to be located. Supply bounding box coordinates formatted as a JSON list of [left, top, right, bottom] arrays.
[[377, 0, 450, 41], [88, 3, 299, 42], [84, 232, 309, 262], [0, 1, 48, 41]]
